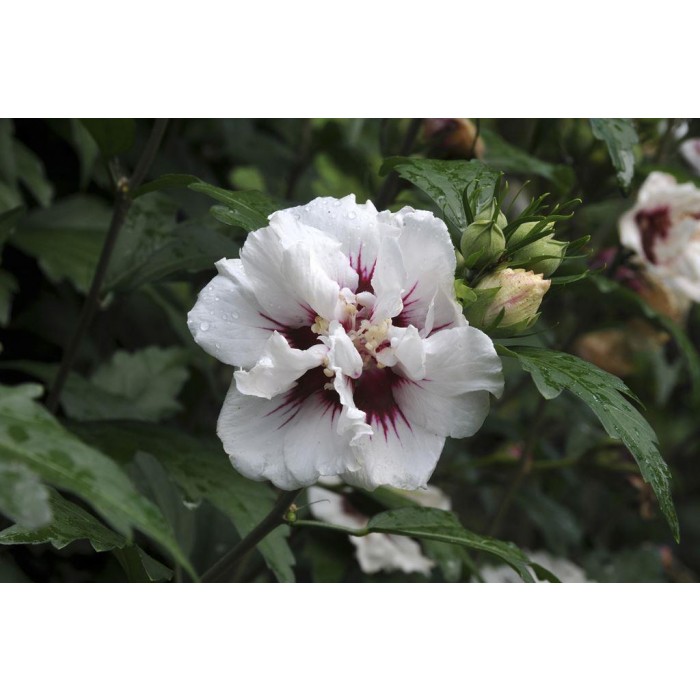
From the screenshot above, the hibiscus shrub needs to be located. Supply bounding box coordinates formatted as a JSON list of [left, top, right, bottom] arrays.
[[1, 118, 698, 583]]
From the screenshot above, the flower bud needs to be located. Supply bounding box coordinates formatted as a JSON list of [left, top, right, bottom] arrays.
[[460, 218, 506, 269], [475, 267, 551, 331], [508, 221, 566, 276]]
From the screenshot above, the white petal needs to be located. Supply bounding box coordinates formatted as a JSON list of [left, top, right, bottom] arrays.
[[284, 195, 385, 288], [324, 321, 363, 379], [217, 376, 359, 489], [395, 379, 492, 439], [371, 235, 406, 321], [307, 486, 367, 529], [332, 372, 373, 448], [343, 419, 446, 491], [351, 533, 434, 575], [377, 325, 426, 380], [240, 212, 357, 325], [422, 326, 504, 398], [392, 209, 464, 332], [234, 331, 326, 400], [187, 258, 274, 368]]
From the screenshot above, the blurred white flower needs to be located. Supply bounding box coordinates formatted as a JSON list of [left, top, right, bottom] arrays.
[[680, 138, 700, 175], [480, 550, 590, 583], [189, 195, 503, 491], [308, 480, 450, 575], [619, 172, 700, 303]]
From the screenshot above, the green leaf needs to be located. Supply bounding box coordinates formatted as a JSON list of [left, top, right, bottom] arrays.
[[590, 275, 700, 404], [366, 507, 540, 582], [134, 173, 201, 199], [72, 421, 296, 583], [590, 119, 638, 192], [380, 157, 501, 232], [0, 460, 52, 529], [113, 545, 174, 582], [480, 128, 574, 189], [189, 182, 282, 232], [0, 270, 17, 326], [3, 349, 190, 422], [104, 192, 237, 292], [80, 119, 135, 158], [501, 345, 679, 541], [10, 195, 111, 294], [0, 488, 125, 552], [14, 141, 54, 207], [0, 206, 24, 251], [90, 347, 190, 421], [0, 384, 194, 575]]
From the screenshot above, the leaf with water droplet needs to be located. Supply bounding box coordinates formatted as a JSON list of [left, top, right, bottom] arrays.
[[499, 345, 679, 541]]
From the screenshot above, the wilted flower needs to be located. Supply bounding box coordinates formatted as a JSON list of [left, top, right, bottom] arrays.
[[473, 267, 550, 332], [308, 480, 450, 575], [619, 172, 700, 303], [423, 118, 484, 159], [188, 195, 504, 491], [680, 138, 700, 175]]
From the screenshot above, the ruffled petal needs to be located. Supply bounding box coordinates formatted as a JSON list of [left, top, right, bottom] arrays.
[[324, 321, 363, 379], [187, 258, 275, 369], [377, 325, 426, 380], [234, 331, 326, 400]]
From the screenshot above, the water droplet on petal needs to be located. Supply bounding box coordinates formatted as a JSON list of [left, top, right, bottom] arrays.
[[231, 311, 239, 319], [183, 498, 202, 511], [200, 321, 210, 331], [348, 211, 357, 219]]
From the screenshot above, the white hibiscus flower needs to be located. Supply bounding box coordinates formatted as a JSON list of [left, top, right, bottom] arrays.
[[307, 480, 451, 575], [188, 195, 504, 491], [680, 138, 700, 175], [619, 172, 700, 303]]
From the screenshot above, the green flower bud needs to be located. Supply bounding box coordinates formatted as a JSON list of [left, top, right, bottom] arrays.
[[475, 267, 551, 332], [508, 221, 567, 276], [460, 219, 506, 269]]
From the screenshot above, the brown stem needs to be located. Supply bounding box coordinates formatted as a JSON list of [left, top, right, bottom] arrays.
[[201, 489, 302, 583]]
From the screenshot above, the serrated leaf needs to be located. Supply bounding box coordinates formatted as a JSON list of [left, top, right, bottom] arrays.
[[10, 195, 111, 294], [71, 421, 296, 583], [0, 460, 52, 529], [0, 488, 125, 552], [189, 182, 281, 232], [502, 345, 679, 541], [81, 118, 135, 158], [380, 157, 501, 232], [0, 384, 194, 575], [590, 118, 638, 191], [366, 506, 539, 582], [480, 128, 574, 189]]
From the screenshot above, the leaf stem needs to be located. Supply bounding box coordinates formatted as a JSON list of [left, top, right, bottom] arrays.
[[201, 488, 302, 583], [46, 119, 169, 414]]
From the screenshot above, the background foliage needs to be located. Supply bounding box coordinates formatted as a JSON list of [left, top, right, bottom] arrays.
[[1, 117, 699, 583]]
